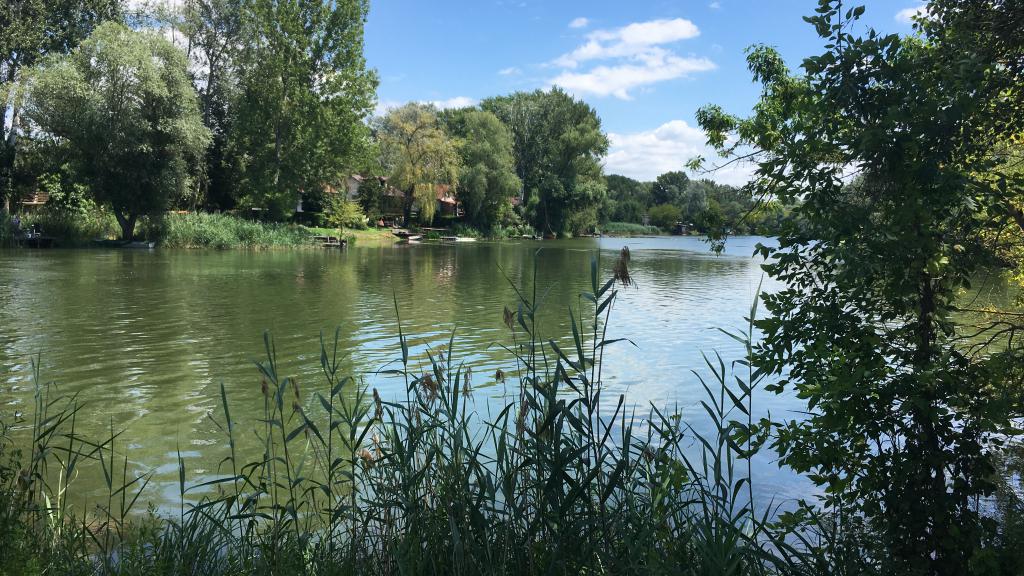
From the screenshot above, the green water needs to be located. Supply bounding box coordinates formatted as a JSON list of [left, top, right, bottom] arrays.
[[1, 236, 806, 507]]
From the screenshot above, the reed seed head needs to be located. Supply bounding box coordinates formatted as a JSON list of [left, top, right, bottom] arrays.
[[373, 388, 383, 420], [614, 247, 635, 288], [503, 306, 515, 331]]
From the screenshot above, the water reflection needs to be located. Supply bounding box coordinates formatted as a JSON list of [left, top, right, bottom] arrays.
[[0, 236, 808, 507]]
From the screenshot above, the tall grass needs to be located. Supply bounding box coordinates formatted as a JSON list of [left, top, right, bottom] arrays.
[[1, 250, 875, 575], [600, 222, 661, 236], [159, 212, 318, 249], [17, 207, 121, 245]]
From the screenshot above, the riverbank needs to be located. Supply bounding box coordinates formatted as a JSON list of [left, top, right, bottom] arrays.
[[3, 210, 673, 250], [3, 211, 399, 249]]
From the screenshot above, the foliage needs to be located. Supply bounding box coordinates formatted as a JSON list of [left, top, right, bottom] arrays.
[[229, 0, 377, 219], [444, 109, 521, 232], [0, 0, 120, 212], [605, 175, 651, 224], [648, 204, 682, 230], [651, 171, 690, 206], [356, 176, 386, 222], [375, 103, 460, 224], [18, 204, 120, 245], [696, 1, 1024, 573], [324, 195, 367, 230], [23, 22, 211, 240], [604, 172, 795, 236], [482, 88, 608, 236], [163, 0, 245, 211]]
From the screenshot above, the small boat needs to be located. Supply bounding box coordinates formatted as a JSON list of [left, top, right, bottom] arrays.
[[441, 236, 477, 243], [91, 239, 155, 249], [22, 236, 56, 248]]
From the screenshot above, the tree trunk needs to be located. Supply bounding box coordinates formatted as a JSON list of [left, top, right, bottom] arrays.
[[1, 67, 19, 215], [914, 270, 955, 575], [403, 186, 414, 225], [114, 211, 137, 241]]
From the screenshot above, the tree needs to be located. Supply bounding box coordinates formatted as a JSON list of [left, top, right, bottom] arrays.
[[230, 0, 377, 219], [650, 171, 689, 206], [606, 174, 650, 223], [162, 0, 244, 210], [612, 199, 645, 224], [24, 22, 210, 240], [444, 109, 521, 231], [375, 103, 460, 225], [324, 195, 365, 229], [696, 1, 1024, 571], [647, 204, 681, 231], [356, 176, 385, 223], [1, 0, 120, 212], [482, 88, 608, 235]]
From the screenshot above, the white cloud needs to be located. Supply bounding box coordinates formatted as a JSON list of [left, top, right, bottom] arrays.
[[546, 18, 712, 99], [708, 1, 721, 9], [569, 17, 589, 29], [551, 50, 715, 100], [605, 120, 754, 185], [374, 97, 476, 117], [895, 4, 927, 24], [553, 18, 701, 69], [498, 66, 522, 76], [430, 96, 477, 109], [373, 100, 401, 117]]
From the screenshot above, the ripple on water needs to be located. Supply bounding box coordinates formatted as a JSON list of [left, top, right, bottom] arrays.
[[0, 238, 809, 508]]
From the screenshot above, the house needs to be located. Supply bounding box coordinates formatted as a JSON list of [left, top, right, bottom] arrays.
[[434, 185, 463, 218]]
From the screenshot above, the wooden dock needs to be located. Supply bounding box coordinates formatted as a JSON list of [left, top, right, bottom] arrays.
[[314, 235, 348, 248]]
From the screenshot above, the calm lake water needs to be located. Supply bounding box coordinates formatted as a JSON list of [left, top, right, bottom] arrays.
[[0, 236, 810, 508]]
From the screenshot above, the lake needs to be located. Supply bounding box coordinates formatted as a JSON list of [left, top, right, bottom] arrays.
[[0, 236, 810, 509]]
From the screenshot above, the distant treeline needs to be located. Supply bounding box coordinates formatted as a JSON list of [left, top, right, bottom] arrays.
[[603, 172, 796, 236]]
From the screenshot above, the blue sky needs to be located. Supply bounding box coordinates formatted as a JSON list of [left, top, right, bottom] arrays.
[[365, 0, 927, 184]]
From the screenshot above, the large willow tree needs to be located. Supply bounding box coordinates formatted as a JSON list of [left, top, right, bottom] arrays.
[[374, 103, 460, 224], [1, 0, 120, 212], [24, 22, 210, 240], [696, 1, 1023, 573]]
